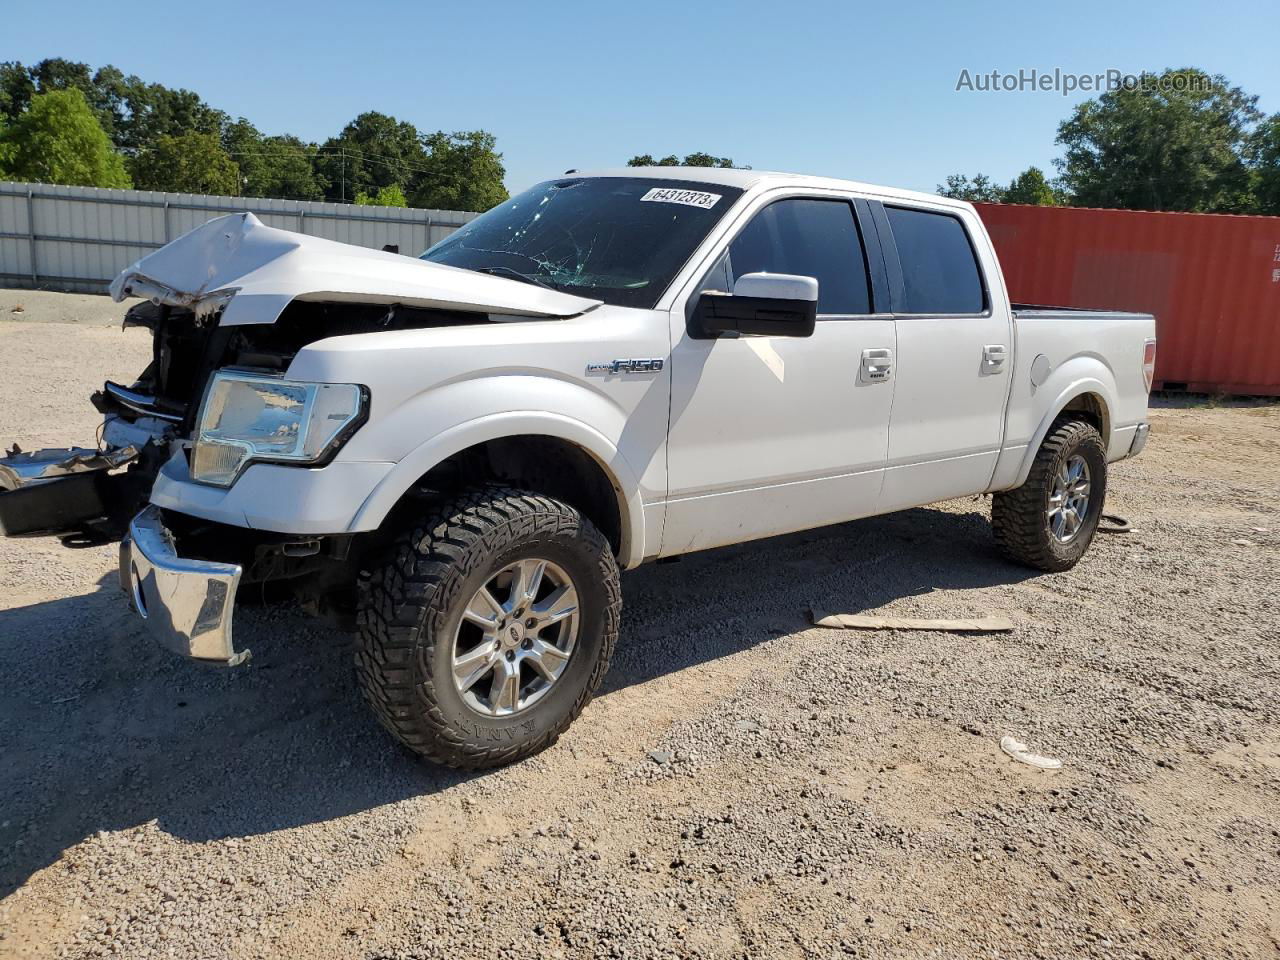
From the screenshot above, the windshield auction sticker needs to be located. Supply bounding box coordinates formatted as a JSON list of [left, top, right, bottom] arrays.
[[639, 187, 722, 209]]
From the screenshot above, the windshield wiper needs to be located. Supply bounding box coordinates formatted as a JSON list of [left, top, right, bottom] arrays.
[[469, 264, 557, 291]]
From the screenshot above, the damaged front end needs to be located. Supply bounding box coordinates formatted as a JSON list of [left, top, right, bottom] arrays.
[[0, 296, 219, 544], [2, 210, 603, 664], [0, 284, 563, 548]]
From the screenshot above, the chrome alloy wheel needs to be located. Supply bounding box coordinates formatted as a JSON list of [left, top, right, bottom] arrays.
[[451, 558, 580, 717], [1047, 454, 1091, 543]]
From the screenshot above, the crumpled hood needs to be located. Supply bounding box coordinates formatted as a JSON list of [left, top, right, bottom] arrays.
[[109, 212, 601, 326]]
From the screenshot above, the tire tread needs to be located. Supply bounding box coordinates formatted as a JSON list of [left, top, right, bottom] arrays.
[[992, 417, 1107, 572], [354, 486, 620, 770]]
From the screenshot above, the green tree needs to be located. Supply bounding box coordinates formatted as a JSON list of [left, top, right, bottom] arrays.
[[1003, 166, 1059, 205], [937, 173, 1005, 202], [316, 111, 425, 203], [411, 130, 508, 212], [130, 132, 239, 194], [223, 118, 324, 200], [0, 88, 130, 187], [681, 151, 736, 168], [1055, 67, 1259, 212], [0, 116, 12, 176], [0, 61, 36, 121], [0, 58, 227, 154], [28, 57, 94, 94], [31, 58, 131, 140], [355, 183, 408, 206], [19, 58, 99, 129], [261, 135, 326, 200], [628, 152, 739, 168], [86, 64, 132, 143], [118, 82, 227, 154], [2, 58, 112, 132], [222, 117, 267, 185], [1246, 114, 1280, 216], [1, 59, 515, 210]]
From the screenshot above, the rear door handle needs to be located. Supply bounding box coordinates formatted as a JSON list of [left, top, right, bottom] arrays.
[[983, 344, 1008, 370], [861, 348, 893, 383]]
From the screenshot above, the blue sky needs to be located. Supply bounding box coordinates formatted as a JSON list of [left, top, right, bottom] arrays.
[[6, 0, 1277, 196]]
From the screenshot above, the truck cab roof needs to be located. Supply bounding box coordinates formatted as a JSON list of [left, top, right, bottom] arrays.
[[565, 167, 969, 212]]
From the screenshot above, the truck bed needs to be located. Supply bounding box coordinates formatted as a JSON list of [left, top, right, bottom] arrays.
[[1012, 303, 1154, 322]]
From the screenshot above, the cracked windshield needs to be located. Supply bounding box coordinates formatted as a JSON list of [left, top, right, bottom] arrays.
[[420, 177, 743, 308]]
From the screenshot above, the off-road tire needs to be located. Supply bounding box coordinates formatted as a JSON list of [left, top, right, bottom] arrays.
[[356, 487, 620, 769], [992, 417, 1108, 572]]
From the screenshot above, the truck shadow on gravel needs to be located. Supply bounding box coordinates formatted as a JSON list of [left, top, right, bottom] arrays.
[[0, 504, 1035, 897]]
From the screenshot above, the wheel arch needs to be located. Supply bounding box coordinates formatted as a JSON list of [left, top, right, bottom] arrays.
[[348, 412, 647, 569], [1011, 377, 1115, 489]]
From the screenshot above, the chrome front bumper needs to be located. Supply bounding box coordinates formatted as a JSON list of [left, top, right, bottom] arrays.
[[119, 504, 248, 665]]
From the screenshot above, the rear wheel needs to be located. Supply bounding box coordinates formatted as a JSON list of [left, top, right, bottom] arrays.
[[356, 487, 620, 769], [992, 418, 1107, 572]]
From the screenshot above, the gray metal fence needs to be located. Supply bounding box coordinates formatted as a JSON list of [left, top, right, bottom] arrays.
[[0, 181, 479, 293]]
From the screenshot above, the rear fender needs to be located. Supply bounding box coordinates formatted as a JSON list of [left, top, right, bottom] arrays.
[[992, 356, 1119, 491]]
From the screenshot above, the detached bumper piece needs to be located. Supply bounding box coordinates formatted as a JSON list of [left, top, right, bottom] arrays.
[[0, 446, 138, 538], [1129, 422, 1151, 457], [119, 504, 248, 666]]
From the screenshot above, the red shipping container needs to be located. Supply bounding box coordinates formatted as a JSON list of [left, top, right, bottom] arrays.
[[974, 202, 1280, 396]]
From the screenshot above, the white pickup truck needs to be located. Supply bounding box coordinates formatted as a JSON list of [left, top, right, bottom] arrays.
[[0, 168, 1156, 768]]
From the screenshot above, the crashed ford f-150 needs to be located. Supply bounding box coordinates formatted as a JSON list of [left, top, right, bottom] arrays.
[[0, 169, 1156, 769]]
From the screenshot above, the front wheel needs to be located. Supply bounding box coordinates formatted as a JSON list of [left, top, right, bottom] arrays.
[[992, 417, 1108, 572], [355, 487, 620, 769]]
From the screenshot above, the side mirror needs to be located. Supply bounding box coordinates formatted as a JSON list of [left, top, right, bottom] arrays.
[[691, 272, 818, 339]]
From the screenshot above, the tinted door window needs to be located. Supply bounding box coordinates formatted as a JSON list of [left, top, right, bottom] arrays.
[[885, 206, 985, 314], [729, 199, 871, 314]]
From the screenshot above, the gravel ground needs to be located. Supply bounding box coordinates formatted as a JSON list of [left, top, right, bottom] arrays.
[[1, 293, 1278, 960]]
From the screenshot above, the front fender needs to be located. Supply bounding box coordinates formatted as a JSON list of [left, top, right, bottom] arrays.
[[284, 313, 670, 568], [347, 409, 648, 569]]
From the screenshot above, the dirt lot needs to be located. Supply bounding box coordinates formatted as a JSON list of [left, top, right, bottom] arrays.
[[1, 292, 1278, 960]]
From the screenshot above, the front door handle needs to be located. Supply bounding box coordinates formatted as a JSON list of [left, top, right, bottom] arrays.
[[983, 344, 1008, 370], [861, 348, 893, 383]]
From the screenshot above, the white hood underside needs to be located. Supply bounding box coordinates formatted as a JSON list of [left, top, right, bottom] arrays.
[[109, 212, 601, 326]]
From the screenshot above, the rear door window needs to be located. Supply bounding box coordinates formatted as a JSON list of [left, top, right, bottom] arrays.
[[729, 198, 872, 315], [885, 206, 985, 314]]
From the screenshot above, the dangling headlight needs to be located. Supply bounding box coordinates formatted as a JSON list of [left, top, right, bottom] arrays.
[[190, 371, 368, 487]]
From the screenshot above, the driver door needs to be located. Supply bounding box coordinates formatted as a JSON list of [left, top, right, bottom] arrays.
[[661, 194, 897, 555]]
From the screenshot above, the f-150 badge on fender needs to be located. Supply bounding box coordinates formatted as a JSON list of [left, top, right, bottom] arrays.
[[586, 359, 665, 375]]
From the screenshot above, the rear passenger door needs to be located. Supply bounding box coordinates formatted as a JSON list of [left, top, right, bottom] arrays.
[[871, 202, 1012, 511], [663, 193, 897, 555]]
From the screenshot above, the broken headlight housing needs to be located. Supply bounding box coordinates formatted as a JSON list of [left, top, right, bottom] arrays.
[[190, 371, 368, 487]]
